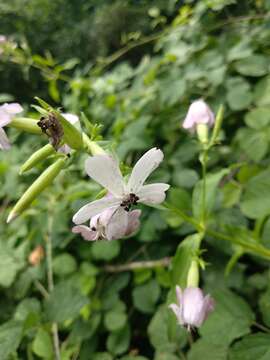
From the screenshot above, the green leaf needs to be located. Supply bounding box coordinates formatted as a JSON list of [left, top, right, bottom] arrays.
[[45, 281, 89, 323], [245, 107, 270, 129], [234, 55, 269, 77], [148, 305, 187, 353], [32, 328, 54, 358], [226, 77, 253, 110], [254, 76, 270, 106], [199, 288, 254, 345], [104, 310, 127, 332], [53, 253, 77, 276], [0, 242, 24, 287], [132, 279, 160, 313], [0, 321, 23, 360], [237, 128, 268, 162], [91, 240, 120, 261], [187, 339, 228, 360], [229, 333, 270, 360], [259, 287, 270, 327], [192, 169, 228, 220], [106, 324, 130, 355], [240, 169, 270, 219]]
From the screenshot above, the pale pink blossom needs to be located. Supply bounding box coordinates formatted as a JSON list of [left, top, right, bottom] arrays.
[[0, 103, 23, 150], [72, 206, 141, 241], [169, 286, 215, 330], [182, 99, 215, 132], [72, 148, 170, 226]]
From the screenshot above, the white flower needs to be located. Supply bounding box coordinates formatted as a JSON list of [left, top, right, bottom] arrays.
[[182, 99, 215, 132], [0, 103, 23, 150], [169, 286, 215, 330], [72, 206, 141, 241], [72, 147, 170, 225]]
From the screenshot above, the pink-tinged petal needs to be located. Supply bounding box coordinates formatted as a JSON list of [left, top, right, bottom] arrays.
[[127, 148, 164, 193], [202, 294, 215, 319], [0, 128, 11, 150], [0, 110, 11, 127], [182, 100, 215, 131], [0, 35, 7, 43], [98, 206, 117, 226], [182, 287, 205, 327], [125, 209, 141, 236], [72, 225, 98, 241], [62, 113, 79, 125], [85, 155, 125, 197], [72, 197, 121, 225], [105, 207, 129, 240], [2, 102, 23, 114], [137, 183, 170, 204], [169, 303, 184, 325]]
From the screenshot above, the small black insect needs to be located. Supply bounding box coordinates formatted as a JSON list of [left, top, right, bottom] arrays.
[[37, 113, 64, 150], [120, 193, 139, 212]]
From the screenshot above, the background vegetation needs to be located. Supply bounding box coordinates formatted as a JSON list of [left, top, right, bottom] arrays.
[[1, 0, 270, 359]]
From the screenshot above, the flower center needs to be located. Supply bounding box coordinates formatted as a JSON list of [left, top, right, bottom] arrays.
[[120, 193, 139, 212]]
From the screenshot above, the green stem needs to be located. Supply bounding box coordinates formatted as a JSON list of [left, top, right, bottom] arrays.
[[201, 150, 208, 230], [46, 204, 61, 360]]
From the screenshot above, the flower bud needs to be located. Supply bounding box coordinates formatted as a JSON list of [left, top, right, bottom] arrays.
[[7, 158, 66, 223], [182, 99, 215, 144], [20, 144, 56, 174], [169, 285, 215, 330]]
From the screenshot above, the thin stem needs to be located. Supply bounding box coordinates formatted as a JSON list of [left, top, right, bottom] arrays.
[[104, 257, 172, 273], [201, 150, 208, 230], [45, 205, 61, 360], [252, 321, 270, 333]]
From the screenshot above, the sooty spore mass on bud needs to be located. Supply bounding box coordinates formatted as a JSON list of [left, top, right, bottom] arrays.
[[37, 113, 64, 150]]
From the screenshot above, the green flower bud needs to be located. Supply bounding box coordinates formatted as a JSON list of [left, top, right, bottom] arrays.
[[82, 133, 107, 155], [20, 144, 56, 174], [196, 123, 209, 145], [8, 117, 42, 134], [7, 158, 66, 223]]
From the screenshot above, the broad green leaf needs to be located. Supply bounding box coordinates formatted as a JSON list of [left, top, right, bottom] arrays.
[[0, 321, 23, 360], [45, 281, 89, 323], [229, 333, 270, 360], [187, 339, 228, 360], [148, 305, 187, 353], [245, 107, 270, 129], [106, 324, 130, 355], [237, 128, 268, 162], [254, 76, 270, 106], [234, 55, 269, 77], [259, 287, 270, 327], [240, 169, 270, 219], [226, 77, 253, 110], [53, 253, 77, 276], [32, 328, 54, 358], [104, 310, 127, 332], [132, 279, 160, 313], [91, 240, 120, 260], [199, 288, 254, 345]]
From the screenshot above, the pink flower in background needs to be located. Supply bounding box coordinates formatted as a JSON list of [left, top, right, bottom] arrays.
[[0, 103, 23, 150], [182, 99, 215, 132], [169, 286, 215, 331], [58, 112, 79, 154], [72, 147, 170, 226], [72, 206, 141, 241]]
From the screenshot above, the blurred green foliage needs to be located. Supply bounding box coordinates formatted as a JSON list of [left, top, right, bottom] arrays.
[[1, 0, 270, 359]]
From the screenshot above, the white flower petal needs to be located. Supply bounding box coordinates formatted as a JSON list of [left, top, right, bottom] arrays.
[[137, 183, 169, 205], [62, 113, 79, 125], [169, 303, 184, 325], [127, 148, 164, 193], [125, 209, 141, 236], [72, 197, 121, 224], [85, 155, 125, 197], [0, 128, 11, 150], [182, 287, 205, 327], [2, 102, 23, 114], [105, 207, 129, 240], [72, 225, 98, 241]]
